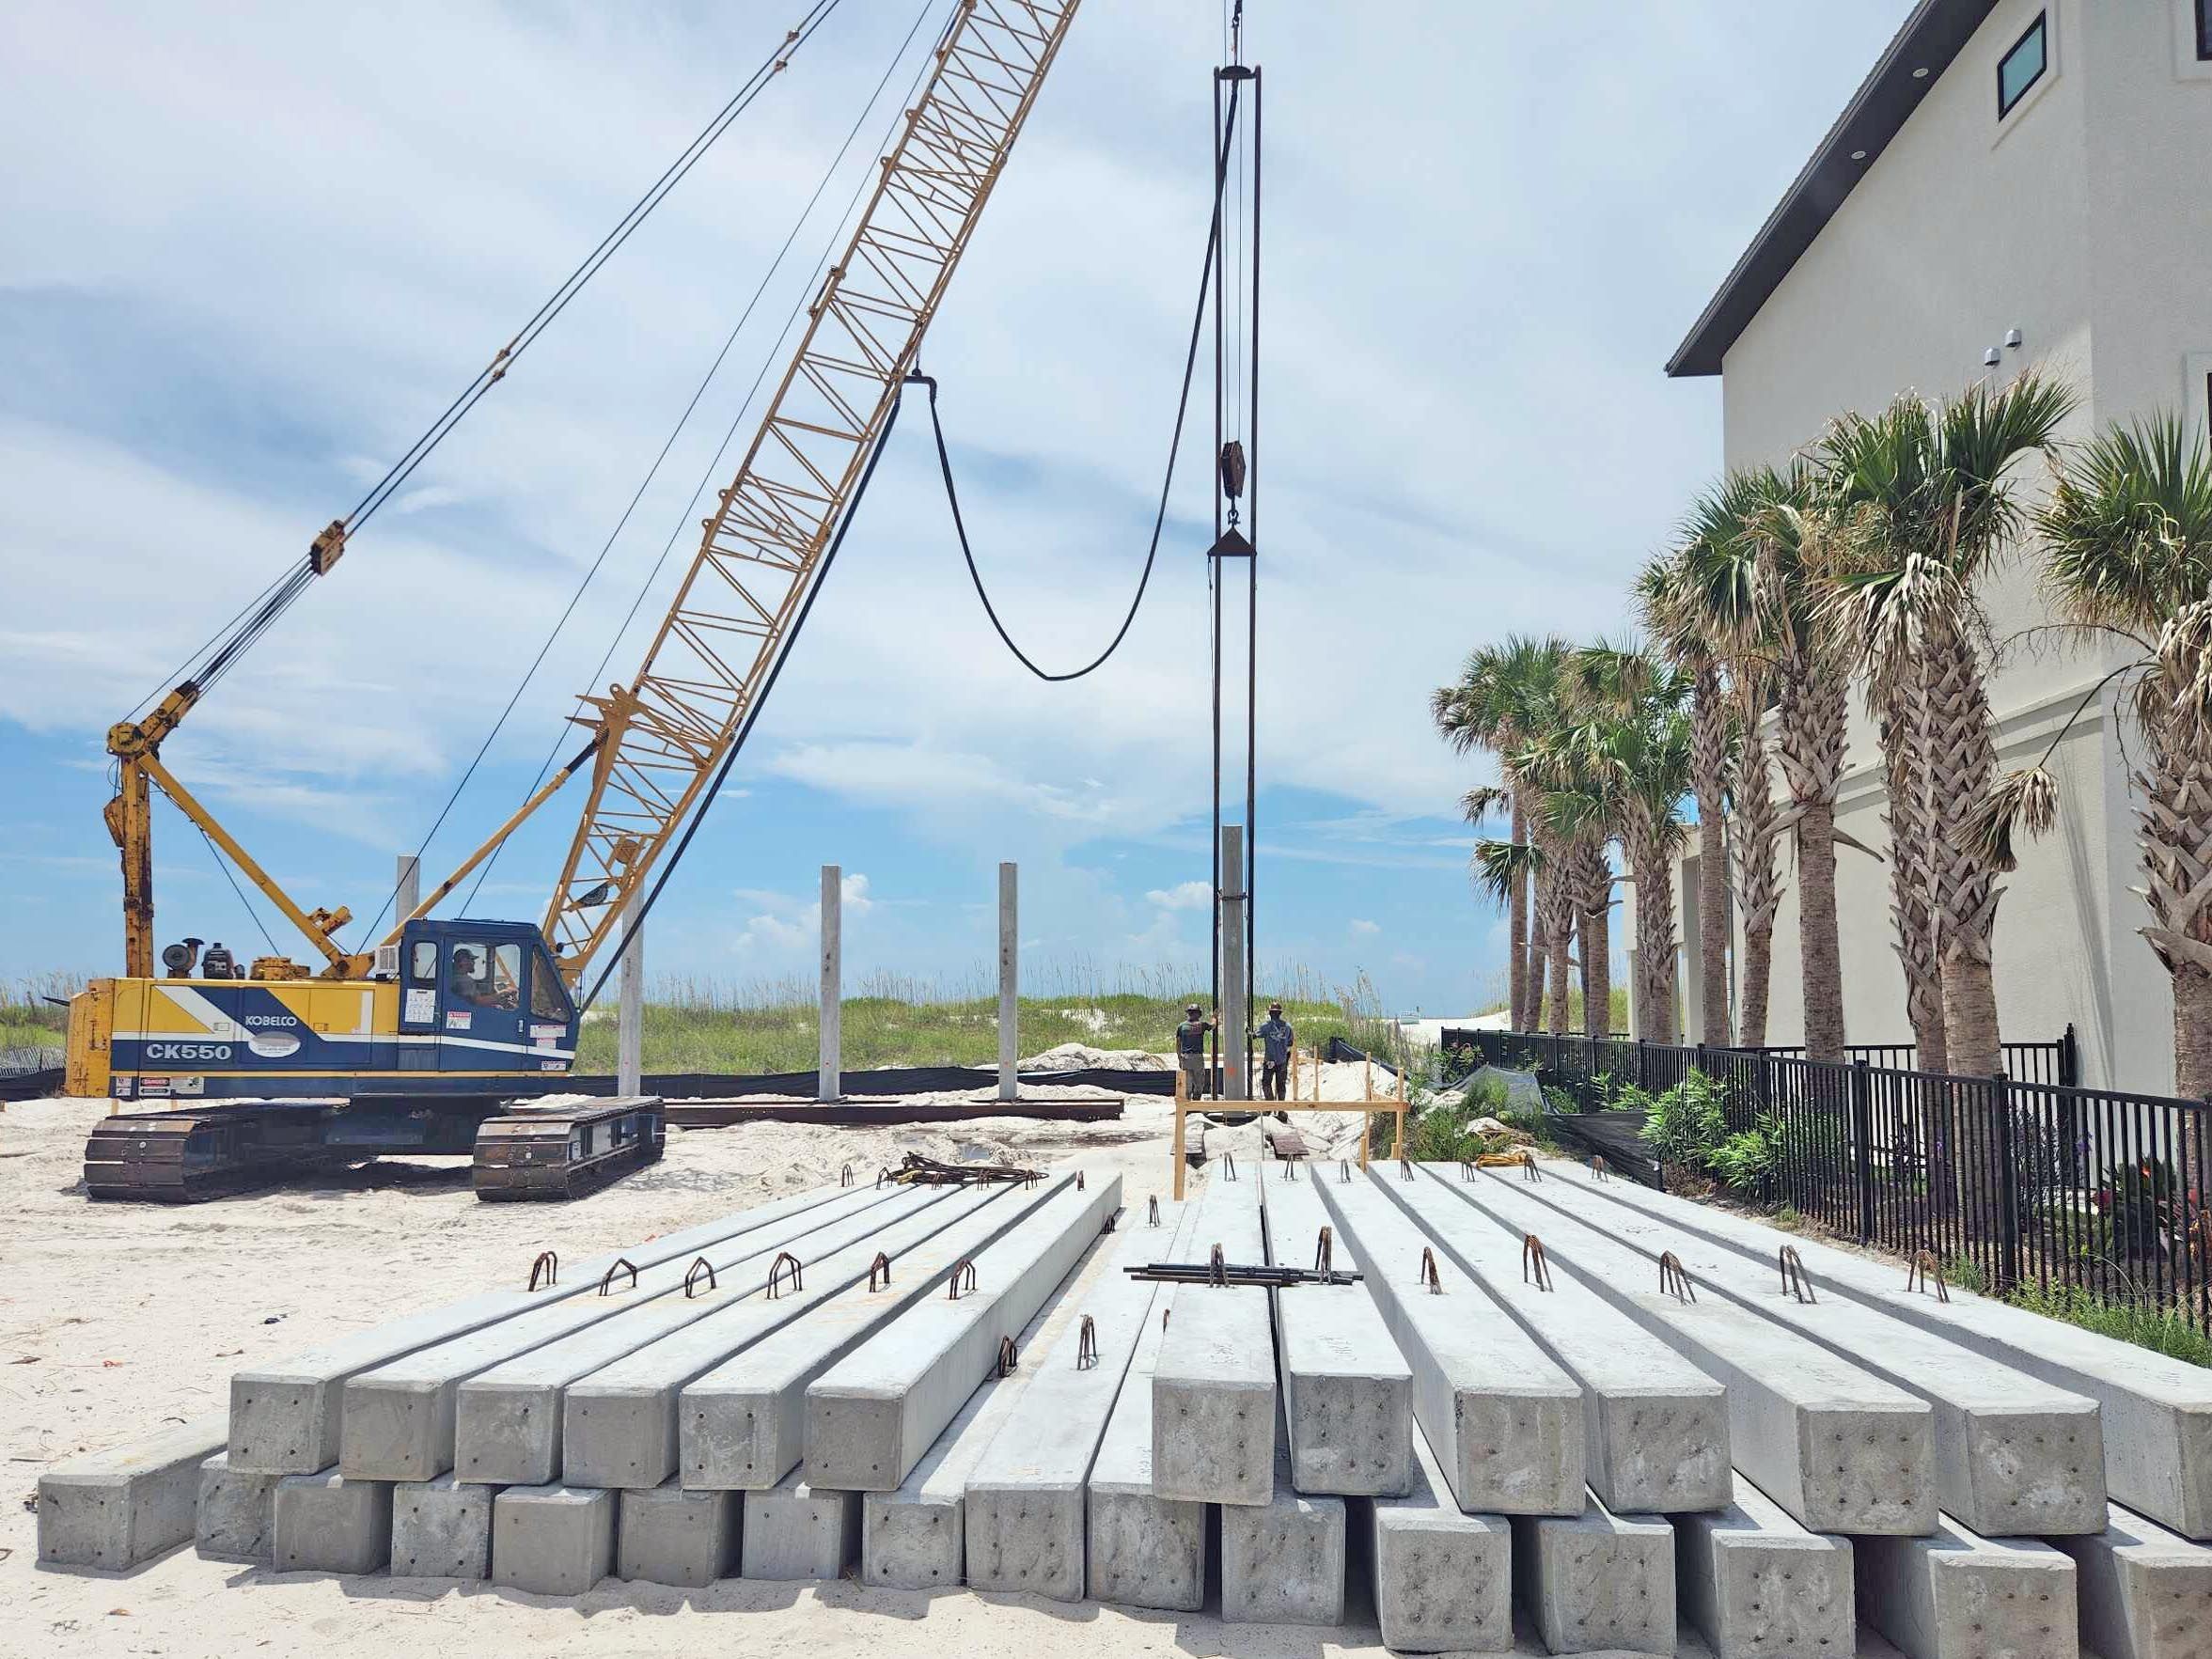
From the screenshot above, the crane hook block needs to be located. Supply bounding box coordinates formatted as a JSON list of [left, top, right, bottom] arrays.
[[309, 520, 348, 575], [1218, 440, 1247, 502]]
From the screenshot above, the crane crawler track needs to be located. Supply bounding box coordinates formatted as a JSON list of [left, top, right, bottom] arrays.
[[471, 1098, 666, 1201]]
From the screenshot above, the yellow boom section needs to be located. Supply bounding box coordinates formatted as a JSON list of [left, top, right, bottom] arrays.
[[542, 0, 1080, 980]]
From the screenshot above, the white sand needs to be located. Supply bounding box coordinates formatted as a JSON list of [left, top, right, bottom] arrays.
[[1, 1094, 1736, 1659]]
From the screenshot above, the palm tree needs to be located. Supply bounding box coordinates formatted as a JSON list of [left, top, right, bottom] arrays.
[[1726, 671, 1785, 1047], [1680, 468, 1851, 1059], [1816, 374, 2077, 1077], [2000, 415, 2212, 1099], [1639, 550, 1734, 1046], [1560, 644, 1693, 1041], [1434, 636, 1568, 1031], [1518, 733, 1623, 1041]]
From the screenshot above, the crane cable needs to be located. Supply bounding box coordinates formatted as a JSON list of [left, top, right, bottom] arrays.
[[352, 0, 944, 948], [920, 74, 1242, 682], [125, 0, 844, 721]]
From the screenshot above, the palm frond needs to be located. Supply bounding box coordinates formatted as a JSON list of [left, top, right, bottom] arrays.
[[1967, 766, 2061, 873]]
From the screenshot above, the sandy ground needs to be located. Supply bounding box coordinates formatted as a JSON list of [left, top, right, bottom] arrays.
[[0, 1090, 1757, 1659]]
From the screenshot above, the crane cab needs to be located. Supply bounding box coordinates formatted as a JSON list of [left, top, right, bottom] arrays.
[[390, 917, 579, 1075]]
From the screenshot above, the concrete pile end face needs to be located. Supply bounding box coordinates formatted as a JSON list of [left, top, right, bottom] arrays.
[[863, 1489, 965, 1591], [1371, 1428, 1512, 1655], [2058, 1504, 2212, 1659], [1855, 1519, 2078, 1659], [741, 1476, 859, 1581], [196, 1452, 277, 1566], [1087, 1481, 1207, 1612], [1674, 1477, 1854, 1659], [492, 1484, 615, 1597], [1513, 1495, 1676, 1656], [392, 1472, 494, 1580], [618, 1482, 740, 1588], [273, 1471, 393, 1575], [1220, 1485, 1347, 1626]]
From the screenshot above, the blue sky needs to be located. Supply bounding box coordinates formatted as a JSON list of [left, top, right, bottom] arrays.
[[0, 2, 1913, 1017]]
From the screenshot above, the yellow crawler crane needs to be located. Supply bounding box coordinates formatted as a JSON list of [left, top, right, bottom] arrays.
[[71, 1, 1082, 1200]]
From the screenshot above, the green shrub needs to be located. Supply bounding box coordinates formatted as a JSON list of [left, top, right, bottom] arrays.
[[1709, 1114, 1782, 1197], [2006, 1283, 2212, 1368], [1638, 1070, 1729, 1169]]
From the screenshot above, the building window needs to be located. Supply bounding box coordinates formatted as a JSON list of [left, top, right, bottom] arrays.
[[2199, 0, 2212, 60], [1999, 12, 2048, 116]]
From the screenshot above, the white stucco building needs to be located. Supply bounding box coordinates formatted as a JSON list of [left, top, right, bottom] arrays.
[[1667, 0, 2212, 1093]]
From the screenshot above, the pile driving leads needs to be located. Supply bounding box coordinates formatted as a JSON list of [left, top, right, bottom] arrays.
[[1152, 1147, 1278, 1506], [1460, 1172, 1937, 1534], [1310, 1173, 1584, 1514], [1500, 1165, 2107, 1535], [805, 1172, 1122, 1491], [1390, 1165, 1730, 1512]]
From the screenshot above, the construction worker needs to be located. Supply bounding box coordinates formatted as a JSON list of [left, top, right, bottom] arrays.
[[1174, 1002, 1215, 1101], [1256, 1000, 1294, 1101]]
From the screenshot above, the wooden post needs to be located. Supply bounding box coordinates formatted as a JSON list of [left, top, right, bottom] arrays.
[[617, 886, 643, 1098], [819, 865, 840, 1103], [997, 862, 1018, 1103]]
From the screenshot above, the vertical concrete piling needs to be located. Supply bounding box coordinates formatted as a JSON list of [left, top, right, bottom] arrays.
[[819, 864, 839, 1103], [1262, 1165, 1413, 1496], [997, 861, 1018, 1103], [804, 1174, 1121, 1492], [1385, 1165, 1729, 1513], [1513, 1489, 1676, 1657], [1218, 824, 1248, 1101], [617, 888, 643, 1097], [1500, 1166, 2106, 1535], [1372, 1424, 1513, 1654], [1854, 1515, 2078, 1659], [1459, 1172, 1936, 1535], [1561, 1166, 2212, 1542], [1675, 1473, 1856, 1659], [678, 1179, 1072, 1492], [1310, 1173, 1584, 1515], [492, 1483, 615, 1597], [963, 1201, 1186, 1599], [1153, 1143, 1276, 1505]]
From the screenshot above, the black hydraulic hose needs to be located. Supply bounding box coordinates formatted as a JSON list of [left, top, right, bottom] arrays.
[[575, 383, 910, 1015], [923, 81, 1240, 683]]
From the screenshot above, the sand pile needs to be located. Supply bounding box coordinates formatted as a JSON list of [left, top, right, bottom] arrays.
[[1017, 1041, 1169, 1072]]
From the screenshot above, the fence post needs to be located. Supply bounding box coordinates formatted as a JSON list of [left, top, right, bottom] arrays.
[[1851, 1058, 1875, 1244], [2059, 1023, 2079, 1089], [1637, 1036, 1649, 1092], [1992, 1070, 2020, 1294]]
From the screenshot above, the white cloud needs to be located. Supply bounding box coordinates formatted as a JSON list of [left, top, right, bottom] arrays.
[[1349, 917, 1381, 936], [1145, 880, 1212, 912]]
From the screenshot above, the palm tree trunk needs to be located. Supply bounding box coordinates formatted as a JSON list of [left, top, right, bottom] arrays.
[[1796, 799, 1847, 1063], [1628, 813, 1679, 1043], [1691, 667, 1733, 1045], [1776, 660, 1849, 1062], [1578, 843, 1612, 1041], [1878, 705, 1948, 1073], [1730, 716, 1781, 1048], [1924, 631, 2005, 1076], [1549, 919, 1573, 1039], [2136, 725, 2212, 1208], [1526, 887, 1549, 1034], [1533, 849, 1574, 1039], [1509, 797, 1530, 1032]]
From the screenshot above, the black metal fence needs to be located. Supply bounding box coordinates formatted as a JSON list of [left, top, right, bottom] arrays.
[[1450, 1027, 2208, 1336]]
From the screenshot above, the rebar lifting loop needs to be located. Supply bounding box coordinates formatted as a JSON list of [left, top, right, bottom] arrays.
[[1522, 1232, 1554, 1291], [1458, 1158, 1477, 1181], [1338, 1159, 1352, 1184], [1419, 1246, 1443, 1295], [1520, 1149, 1542, 1181], [1905, 1249, 1950, 1303], [875, 1166, 895, 1189], [949, 1258, 979, 1300], [1077, 1170, 1087, 1191], [1590, 1154, 1610, 1182], [527, 1250, 558, 1291], [1398, 1155, 1415, 1182], [767, 1251, 804, 1300], [1779, 1245, 1816, 1305], [1219, 1150, 1238, 1182], [840, 1164, 854, 1188], [1313, 1225, 1334, 1275], [1279, 1154, 1297, 1182], [683, 1257, 717, 1299], [1147, 1195, 1161, 1228], [996, 1335, 1018, 1377], [1657, 1250, 1697, 1304], [868, 1251, 892, 1292], [1076, 1315, 1098, 1369], [598, 1258, 639, 1296], [1208, 1243, 1228, 1287]]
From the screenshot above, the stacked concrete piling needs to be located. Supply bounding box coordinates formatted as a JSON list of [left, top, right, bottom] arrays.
[[40, 1150, 2212, 1659]]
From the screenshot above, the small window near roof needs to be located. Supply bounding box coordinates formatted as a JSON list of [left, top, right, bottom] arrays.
[[1999, 13, 2047, 117]]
